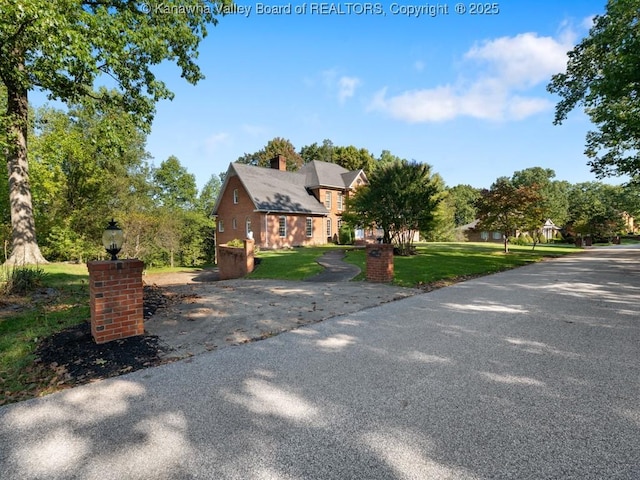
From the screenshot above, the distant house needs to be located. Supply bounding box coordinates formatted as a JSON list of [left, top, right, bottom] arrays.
[[458, 220, 504, 243], [541, 219, 561, 240], [459, 218, 561, 243], [212, 155, 368, 248]]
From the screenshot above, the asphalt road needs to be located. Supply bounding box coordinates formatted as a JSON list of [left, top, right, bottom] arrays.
[[1, 246, 639, 479]]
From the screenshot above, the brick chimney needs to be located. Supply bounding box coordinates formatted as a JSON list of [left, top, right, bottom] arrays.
[[270, 154, 286, 171]]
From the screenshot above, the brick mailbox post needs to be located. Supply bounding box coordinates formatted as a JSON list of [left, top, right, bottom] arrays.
[[87, 259, 145, 344], [366, 243, 394, 283]]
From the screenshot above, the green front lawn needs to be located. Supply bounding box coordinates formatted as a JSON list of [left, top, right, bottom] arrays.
[[248, 245, 344, 281], [249, 242, 580, 286], [1, 263, 91, 404], [344, 242, 579, 287]]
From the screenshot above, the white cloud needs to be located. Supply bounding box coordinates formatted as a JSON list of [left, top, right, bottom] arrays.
[[464, 32, 572, 87], [338, 76, 361, 103], [582, 15, 596, 31], [369, 30, 574, 123], [322, 69, 361, 103]]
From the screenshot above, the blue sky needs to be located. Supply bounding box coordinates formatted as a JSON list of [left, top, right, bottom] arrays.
[[38, 1, 610, 191]]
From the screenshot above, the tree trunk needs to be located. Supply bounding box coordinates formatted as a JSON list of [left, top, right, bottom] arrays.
[[503, 235, 509, 253], [4, 81, 48, 265]]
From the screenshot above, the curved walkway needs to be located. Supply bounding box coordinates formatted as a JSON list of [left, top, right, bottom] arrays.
[[304, 249, 361, 282]]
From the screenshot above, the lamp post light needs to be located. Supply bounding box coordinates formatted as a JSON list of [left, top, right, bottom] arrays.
[[102, 219, 124, 261]]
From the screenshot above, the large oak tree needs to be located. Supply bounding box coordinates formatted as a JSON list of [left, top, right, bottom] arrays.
[[0, 0, 229, 264]]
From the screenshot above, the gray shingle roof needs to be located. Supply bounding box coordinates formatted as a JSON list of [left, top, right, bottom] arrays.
[[299, 160, 352, 189], [230, 163, 329, 215]]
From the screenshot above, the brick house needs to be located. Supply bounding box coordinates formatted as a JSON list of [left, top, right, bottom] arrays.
[[212, 155, 368, 248], [459, 218, 562, 243], [458, 220, 505, 243]]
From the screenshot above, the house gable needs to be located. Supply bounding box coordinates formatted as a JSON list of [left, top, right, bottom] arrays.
[[213, 160, 364, 248]]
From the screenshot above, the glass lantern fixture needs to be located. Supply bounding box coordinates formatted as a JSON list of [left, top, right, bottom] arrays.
[[102, 219, 124, 261]]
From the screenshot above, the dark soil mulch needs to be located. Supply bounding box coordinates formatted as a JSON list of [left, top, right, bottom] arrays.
[[33, 285, 175, 389]]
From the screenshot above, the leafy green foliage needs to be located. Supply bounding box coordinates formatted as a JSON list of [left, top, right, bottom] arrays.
[[447, 184, 481, 227], [0, 263, 90, 405], [237, 137, 303, 171], [153, 156, 198, 209], [476, 177, 543, 253], [0, 0, 229, 264], [567, 182, 626, 239], [511, 167, 570, 226], [225, 238, 244, 247], [339, 224, 355, 245], [0, 265, 47, 295], [345, 160, 444, 255], [300, 139, 335, 164], [548, 0, 640, 178]]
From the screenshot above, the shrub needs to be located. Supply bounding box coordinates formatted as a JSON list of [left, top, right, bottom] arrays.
[[226, 238, 245, 247], [339, 224, 355, 245], [1, 266, 47, 296]]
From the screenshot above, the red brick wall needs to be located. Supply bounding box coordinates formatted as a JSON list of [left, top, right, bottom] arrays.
[[366, 244, 394, 283], [87, 259, 144, 344], [263, 214, 326, 248], [217, 239, 255, 280], [216, 175, 261, 247]]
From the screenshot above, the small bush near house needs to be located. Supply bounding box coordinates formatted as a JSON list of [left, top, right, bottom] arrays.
[[339, 224, 355, 245], [1, 266, 47, 295], [536, 233, 548, 244], [226, 238, 245, 247]]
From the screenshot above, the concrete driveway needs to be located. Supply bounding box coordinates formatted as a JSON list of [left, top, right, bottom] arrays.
[[1, 246, 639, 479]]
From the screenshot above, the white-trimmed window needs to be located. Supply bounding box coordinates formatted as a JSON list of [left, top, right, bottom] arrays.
[[481, 231, 488, 240], [278, 216, 286, 237], [326, 218, 332, 238], [493, 232, 502, 240], [324, 191, 331, 209], [337, 192, 344, 211], [233, 188, 239, 204], [306, 217, 313, 237], [337, 218, 343, 231], [218, 220, 224, 232], [246, 218, 252, 236], [232, 217, 237, 230]]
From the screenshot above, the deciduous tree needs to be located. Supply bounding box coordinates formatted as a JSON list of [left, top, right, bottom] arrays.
[[447, 184, 481, 227], [344, 160, 444, 255], [511, 167, 570, 227], [0, 0, 229, 264], [237, 137, 303, 171], [567, 182, 626, 240], [548, 0, 640, 178], [476, 177, 543, 253]]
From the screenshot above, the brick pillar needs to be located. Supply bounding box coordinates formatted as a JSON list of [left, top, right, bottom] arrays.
[[87, 259, 144, 344], [366, 243, 394, 283], [244, 238, 255, 275]]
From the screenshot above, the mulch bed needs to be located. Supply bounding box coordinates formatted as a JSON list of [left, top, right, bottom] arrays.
[[32, 285, 175, 389]]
